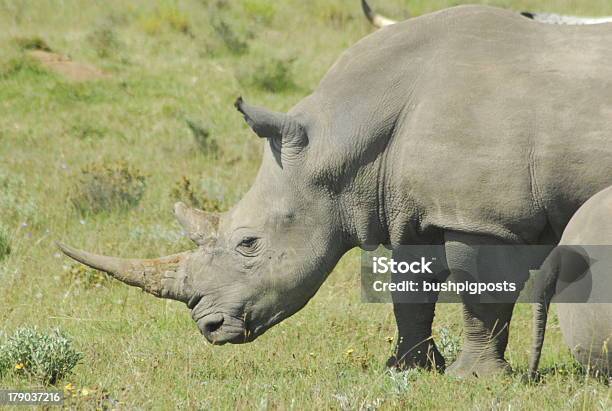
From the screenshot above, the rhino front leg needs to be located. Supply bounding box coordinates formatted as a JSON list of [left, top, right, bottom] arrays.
[[387, 302, 445, 371], [444, 231, 515, 377], [386, 247, 445, 371]]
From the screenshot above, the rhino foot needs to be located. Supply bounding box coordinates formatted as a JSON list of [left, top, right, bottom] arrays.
[[446, 353, 512, 377], [386, 341, 445, 372]]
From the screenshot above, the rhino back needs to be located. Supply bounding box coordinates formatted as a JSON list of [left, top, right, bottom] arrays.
[[296, 5, 612, 245]]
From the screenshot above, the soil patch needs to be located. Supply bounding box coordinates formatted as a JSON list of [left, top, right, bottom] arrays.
[[28, 50, 108, 81]]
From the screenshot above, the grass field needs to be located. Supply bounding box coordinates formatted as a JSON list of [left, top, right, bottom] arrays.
[[1, 0, 611, 409]]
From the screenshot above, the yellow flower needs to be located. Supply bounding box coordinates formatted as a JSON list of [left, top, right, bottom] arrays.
[[14, 363, 24, 370], [64, 383, 75, 391], [81, 388, 90, 396], [345, 348, 354, 357]]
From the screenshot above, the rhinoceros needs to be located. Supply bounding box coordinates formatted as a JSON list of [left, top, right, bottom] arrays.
[[59, 5, 612, 377], [530, 186, 612, 378], [361, 0, 612, 28]]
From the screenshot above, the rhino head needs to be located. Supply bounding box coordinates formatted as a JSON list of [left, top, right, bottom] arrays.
[[58, 97, 358, 344]]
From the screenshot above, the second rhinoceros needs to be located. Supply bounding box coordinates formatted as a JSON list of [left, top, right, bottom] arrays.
[[360, 0, 612, 28], [59, 5, 612, 377], [530, 186, 612, 378]]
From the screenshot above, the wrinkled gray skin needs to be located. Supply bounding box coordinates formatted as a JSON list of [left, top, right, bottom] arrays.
[[530, 187, 612, 378], [59, 6, 612, 377], [361, 0, 612, 28]]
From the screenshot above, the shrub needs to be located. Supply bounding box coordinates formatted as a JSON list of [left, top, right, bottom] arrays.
[[239, 57, 297, 93], [139, 6, 191, 36], [211, 18, 248, 55], [386, 368, 422, 394], [161, 7, 191, 34], [87, 25, 120, 58], [0, 227, 10, 262], [13, 36, 52, 51], [437, 327, 461, 362], [139, 15, 163, 35], [69, 160, 146, 215], [0, 327, 82, 384], [171, 176, 224, 212], [242, 0, 276, 25], [186, 119, 218, 154], [212, 0, 229, 10], [62, 261, 110, 289]]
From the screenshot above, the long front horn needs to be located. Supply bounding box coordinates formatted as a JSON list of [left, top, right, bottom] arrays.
[[361, 0, 398, 29], [57, 242, 192, 303]]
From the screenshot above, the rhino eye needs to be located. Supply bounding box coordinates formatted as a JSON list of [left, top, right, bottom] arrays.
[[236, 236, 261, 257]]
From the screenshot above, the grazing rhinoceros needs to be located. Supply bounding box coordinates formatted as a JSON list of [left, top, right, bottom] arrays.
[[361, 0, 612, 28], [59, 5, 612, 377], [530, 186, 612, 378]]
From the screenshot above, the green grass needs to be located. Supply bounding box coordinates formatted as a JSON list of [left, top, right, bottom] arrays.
[[0, 0, 610, 409]]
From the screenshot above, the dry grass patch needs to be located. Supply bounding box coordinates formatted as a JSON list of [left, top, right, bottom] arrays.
[[28, 50, 108, 82]]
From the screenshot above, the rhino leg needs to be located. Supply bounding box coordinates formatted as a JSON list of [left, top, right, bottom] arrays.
[[447, 302, 514, 377], [387, 302, 445, 371], [444, 231, 516, 377]]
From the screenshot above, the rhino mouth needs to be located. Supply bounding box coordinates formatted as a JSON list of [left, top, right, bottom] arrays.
[[195, 312, 248, 345]]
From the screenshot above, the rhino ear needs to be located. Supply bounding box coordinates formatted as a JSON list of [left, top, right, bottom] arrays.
[[234, 97, 306, 145]]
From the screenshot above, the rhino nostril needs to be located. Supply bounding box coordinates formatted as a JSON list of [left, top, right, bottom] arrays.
[[203, 314, 224, 334]]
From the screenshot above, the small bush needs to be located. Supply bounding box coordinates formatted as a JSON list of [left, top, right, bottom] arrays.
[[0, 227, 10, 262], [62, 261, 110, 289], [139, 7, 191, 36], [171, 176, 224, 212], [139, 15, 163, 35], [70, 160, 146, 215], [88, 25, 120, 58], [212, 0, 229, 10], [211, 19, 248, 55], [0, 327, 82, 384], [239, 57, 297, 93], [13, 36, 52, 51], [162, 7, 191, 34], [242, 0, 276, 25], [186, 119, 218, 154], [437, 327, 461, 362]]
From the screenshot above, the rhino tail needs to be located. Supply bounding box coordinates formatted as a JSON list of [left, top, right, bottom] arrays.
[[529, 247, 561, 379], [530, 298, 552, 379], [529, 245, 591, 379]]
